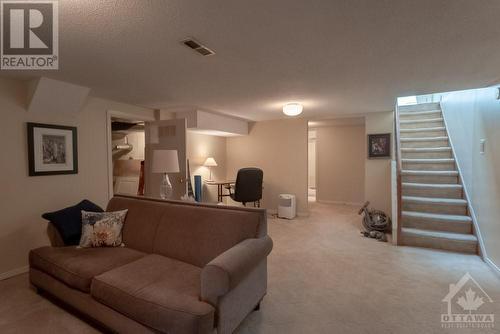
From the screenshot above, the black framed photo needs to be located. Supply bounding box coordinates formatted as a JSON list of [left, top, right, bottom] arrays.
[[368, 133, 391, 159], [27, 123, 78, 176]]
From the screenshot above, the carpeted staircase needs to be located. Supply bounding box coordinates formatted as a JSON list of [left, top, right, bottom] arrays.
[[397, 102, 477, 253]]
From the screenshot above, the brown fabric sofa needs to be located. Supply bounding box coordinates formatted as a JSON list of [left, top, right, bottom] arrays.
[[29, 195, 273, 334]]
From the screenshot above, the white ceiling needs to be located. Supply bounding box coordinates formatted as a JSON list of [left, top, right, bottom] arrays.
[[2, 0, 500, 121]]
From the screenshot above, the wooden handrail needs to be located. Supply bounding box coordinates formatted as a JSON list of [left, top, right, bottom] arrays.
[[394, 102, 403, 245]]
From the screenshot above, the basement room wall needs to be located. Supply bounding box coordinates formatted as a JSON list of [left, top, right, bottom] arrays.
[[0, 77, 154, 278], [226, 118, 309, 214], [440, 86, 500, 270], [365, 112, 394, 216], [186, 131, 227, 203], [315, 124, 365, 205]]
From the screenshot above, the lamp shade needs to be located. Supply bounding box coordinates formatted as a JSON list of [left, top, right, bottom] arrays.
[[203, 157, 218, 167], [152, 150, 180, 173]]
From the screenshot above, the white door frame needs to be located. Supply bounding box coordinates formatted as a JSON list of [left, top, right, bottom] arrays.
[[106, 110, 155, 201]]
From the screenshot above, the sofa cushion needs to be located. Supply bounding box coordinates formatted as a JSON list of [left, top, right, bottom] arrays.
[[106, 197, 166, 253], [79, 210, 128, 248], [152, 204, 262, 267], [29, 246, 145, 292], [91, 254, 215, 334], [107, 196, 267, 268]]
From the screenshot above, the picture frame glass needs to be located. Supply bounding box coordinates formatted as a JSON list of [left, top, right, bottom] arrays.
[[33, 127, 74, 172], [368, 133, 391, 158]]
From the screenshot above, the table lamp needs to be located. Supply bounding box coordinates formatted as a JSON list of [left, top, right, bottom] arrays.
[[152, 150, 180, 199], [203, 157, 217, 181]]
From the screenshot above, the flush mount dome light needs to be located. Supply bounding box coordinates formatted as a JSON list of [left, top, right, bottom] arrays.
[[283, 103, 303, 116]]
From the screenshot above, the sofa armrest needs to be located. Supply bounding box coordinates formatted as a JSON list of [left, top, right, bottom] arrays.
[[201, 235, 273, 305]]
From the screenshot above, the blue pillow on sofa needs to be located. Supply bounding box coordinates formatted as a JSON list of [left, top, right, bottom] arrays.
[[42, 200, 104, 245]]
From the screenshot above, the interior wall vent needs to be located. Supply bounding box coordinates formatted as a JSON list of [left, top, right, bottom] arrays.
[[181, 38, 215, 56]]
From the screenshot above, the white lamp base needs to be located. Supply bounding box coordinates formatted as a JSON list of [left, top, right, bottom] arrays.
[[206, 167, 214, 182], [160, 173, 173, 199]]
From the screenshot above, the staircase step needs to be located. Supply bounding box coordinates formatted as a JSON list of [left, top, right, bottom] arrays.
[[401, 147, 452, 152], [400, 118, 444, 129], [401, 170, 458, 175], [401, 137, 448, 142], [400, 109, 441, 116], [402, 182, 463, 198], [401, 147, 452, 158], [402, 195, 466, 205], [399, 110, 442, 120], [402, 158, 455, 171], [401, 126, 446, 133], [401, 227, 477, 253], [402, 196, 467, 215], [400, 117, 444, 124], [398, 103, 440, 113], [401, 137, 449, 148], [402, 158, 454, 163], [402, 211, 472, 234], [401, 170, 458, 184], [400, 127, 447, 138]]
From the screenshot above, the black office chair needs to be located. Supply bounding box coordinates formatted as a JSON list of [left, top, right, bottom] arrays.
[[227, 168, 263, 207]]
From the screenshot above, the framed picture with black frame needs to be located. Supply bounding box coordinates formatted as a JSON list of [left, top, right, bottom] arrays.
[[27, 122, 78, 176], [368, 133, 391, 159]]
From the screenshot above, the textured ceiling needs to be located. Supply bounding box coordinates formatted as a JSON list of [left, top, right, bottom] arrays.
[[2, 0, 500, 121]]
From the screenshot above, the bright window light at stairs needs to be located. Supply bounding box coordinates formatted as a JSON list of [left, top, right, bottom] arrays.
[[397, 95, 418, 106]]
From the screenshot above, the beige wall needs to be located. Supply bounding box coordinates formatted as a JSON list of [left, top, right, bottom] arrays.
[[441, 87, 500, 269], [308, 140, 316, 188], [365, 112, 394, 215], [315, 125, 365, 204], [226, 118, 309, 214], [0, 78, 154, 277], [186, 131, 227, 203]]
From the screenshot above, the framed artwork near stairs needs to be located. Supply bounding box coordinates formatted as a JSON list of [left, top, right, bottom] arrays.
[[368, 133, 391, 159]]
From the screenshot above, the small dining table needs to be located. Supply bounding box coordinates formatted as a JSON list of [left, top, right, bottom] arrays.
[[204, 180, 235, 202]]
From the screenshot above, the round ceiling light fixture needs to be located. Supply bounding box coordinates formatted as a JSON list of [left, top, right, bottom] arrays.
[[282, 103, 303, 116]]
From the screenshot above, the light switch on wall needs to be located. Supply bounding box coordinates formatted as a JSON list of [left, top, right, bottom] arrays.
[[480, 139, 486, 154]]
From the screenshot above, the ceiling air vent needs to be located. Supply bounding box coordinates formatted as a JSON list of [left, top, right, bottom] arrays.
[[181, 38, 215, 56]]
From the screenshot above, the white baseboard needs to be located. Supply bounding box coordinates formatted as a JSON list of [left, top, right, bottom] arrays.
[[316, 199, 363, 207], [0, 265, 28, 281]]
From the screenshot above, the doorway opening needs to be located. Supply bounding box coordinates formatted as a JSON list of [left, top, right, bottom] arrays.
[[110, 118, 145, 197], [106, 110, 155, 200], [308, 130, 317, 202], [308, 118, 366, 205]]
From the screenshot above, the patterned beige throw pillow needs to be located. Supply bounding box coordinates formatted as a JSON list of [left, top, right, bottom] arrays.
[[79, 210, 128, 248]]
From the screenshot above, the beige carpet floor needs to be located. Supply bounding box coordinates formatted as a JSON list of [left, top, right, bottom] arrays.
[[1, 202, 499, 333]]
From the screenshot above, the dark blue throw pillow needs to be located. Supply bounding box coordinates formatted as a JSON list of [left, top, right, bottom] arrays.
[[42, 200, 104, 245]]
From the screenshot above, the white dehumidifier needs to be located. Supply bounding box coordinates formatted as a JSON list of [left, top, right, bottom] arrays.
[[278, 194, 296, 219]]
